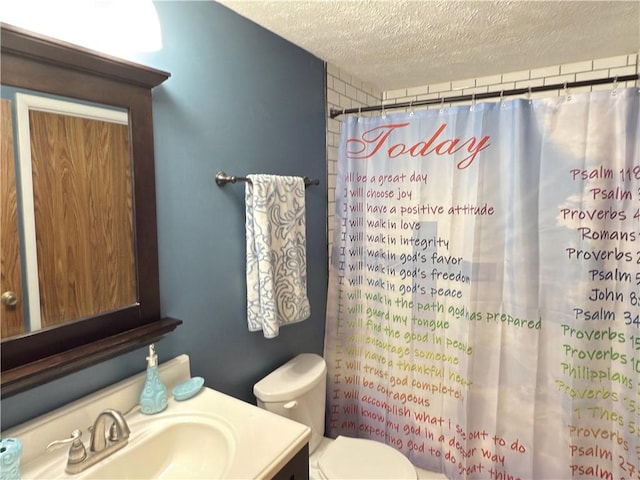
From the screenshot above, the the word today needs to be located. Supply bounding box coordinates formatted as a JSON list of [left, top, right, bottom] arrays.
[[346, 122, 491, 169]]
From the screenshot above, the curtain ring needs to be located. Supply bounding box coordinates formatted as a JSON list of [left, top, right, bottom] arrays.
[[499, 90, 504, 107], [611, 75, 619, 96], [470, 93, 476, 111], [381, 104, 386, 119], [527, 86, 532, 104], [439, 97, 445, 113], [409, 100, 414, 117], [564, 82, 571, 101]]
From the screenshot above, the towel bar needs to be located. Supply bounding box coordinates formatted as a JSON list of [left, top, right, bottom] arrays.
[[215, 171, 319, 188]]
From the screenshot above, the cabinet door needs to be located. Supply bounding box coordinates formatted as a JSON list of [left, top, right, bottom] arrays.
[[1, 99, 24, 337], [271, 443, 309, 480]]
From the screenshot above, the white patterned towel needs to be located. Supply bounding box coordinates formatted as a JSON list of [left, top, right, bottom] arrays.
[[245, 174, 311, 338]]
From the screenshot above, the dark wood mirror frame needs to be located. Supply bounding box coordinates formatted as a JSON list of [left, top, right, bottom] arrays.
[[1, 23, 181, 397]]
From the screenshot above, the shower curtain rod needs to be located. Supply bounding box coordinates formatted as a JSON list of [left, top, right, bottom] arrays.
[[329, 73, 639, 119]]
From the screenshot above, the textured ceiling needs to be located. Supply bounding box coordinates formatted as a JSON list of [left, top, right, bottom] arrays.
[[217, 0, 640, 92]]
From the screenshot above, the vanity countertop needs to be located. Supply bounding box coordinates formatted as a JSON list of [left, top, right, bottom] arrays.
[[161, 386, 311, 479], [3, 355, 311, 479]]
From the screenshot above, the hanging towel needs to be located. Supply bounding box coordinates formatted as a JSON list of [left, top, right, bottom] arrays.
[[245, 174, 311, 338]]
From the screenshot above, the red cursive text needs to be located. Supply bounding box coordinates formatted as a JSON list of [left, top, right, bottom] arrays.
[[346, 122, 491, 169]]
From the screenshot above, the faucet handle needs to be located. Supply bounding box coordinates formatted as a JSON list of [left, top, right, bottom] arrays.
[[46, 429, 87, 465], [109, 422, 125, 442]]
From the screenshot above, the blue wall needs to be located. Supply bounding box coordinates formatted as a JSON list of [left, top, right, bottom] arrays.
[[1, 1, 327, 429]]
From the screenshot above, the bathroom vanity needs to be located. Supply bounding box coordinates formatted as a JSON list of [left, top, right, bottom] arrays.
[[2, 355, 311, 479]]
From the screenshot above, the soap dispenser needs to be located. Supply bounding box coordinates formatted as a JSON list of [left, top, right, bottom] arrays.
[[0, 437, 22, 480], [139, 344, 168, 414]]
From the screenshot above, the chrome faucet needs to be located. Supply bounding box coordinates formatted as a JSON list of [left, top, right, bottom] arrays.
[[90, 409, 131, 452], [47, 409, 131, 474]]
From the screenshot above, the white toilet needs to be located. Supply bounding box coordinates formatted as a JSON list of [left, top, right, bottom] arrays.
[[254, 353, 417, 479]]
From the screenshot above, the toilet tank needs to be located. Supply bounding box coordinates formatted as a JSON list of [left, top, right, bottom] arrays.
[[253, 353, 326, 453]]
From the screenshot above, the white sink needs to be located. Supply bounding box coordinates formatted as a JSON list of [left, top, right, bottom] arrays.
[[5, 355, 311, 480], [81, 414, 235, 479]]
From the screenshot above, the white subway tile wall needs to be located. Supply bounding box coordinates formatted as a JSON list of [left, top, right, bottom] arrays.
[[326, 53, 639, 251], [326, 63, 382, 248]]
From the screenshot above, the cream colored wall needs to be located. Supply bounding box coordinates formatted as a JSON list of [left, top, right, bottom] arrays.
[[326, 53, 639, 252]]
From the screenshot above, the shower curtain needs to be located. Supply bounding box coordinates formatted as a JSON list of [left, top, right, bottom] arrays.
[[325, 87, 640, 479]]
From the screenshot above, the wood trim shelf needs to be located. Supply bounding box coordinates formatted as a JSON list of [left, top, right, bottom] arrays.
[[1, 318, 182, 398]]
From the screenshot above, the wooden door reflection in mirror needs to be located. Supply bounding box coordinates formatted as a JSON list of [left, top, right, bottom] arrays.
[[15, 94, 137, 332], [1, 98, 24, 337]]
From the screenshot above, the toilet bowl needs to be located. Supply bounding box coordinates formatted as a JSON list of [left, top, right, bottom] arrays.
[[316, 435, 416, 479], [253, 353, 417, 479]]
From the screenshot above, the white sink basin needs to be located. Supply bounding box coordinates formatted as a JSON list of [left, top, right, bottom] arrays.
[[15, 385, 310, 480], [82, 414, 234, 479]]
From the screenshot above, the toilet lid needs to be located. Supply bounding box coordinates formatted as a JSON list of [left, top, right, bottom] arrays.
[[318, 436, 416, 480]]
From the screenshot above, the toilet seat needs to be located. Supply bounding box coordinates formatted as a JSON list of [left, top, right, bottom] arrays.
[[318, 436, 417, 479]]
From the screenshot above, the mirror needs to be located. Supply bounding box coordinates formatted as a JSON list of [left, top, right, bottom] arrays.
[[0, 23, 181, 397], [2, 92, 137, 337]]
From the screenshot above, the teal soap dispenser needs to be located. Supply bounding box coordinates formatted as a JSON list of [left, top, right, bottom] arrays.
[[0, 437, 22, 480], [139, 344, 168, 414]]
